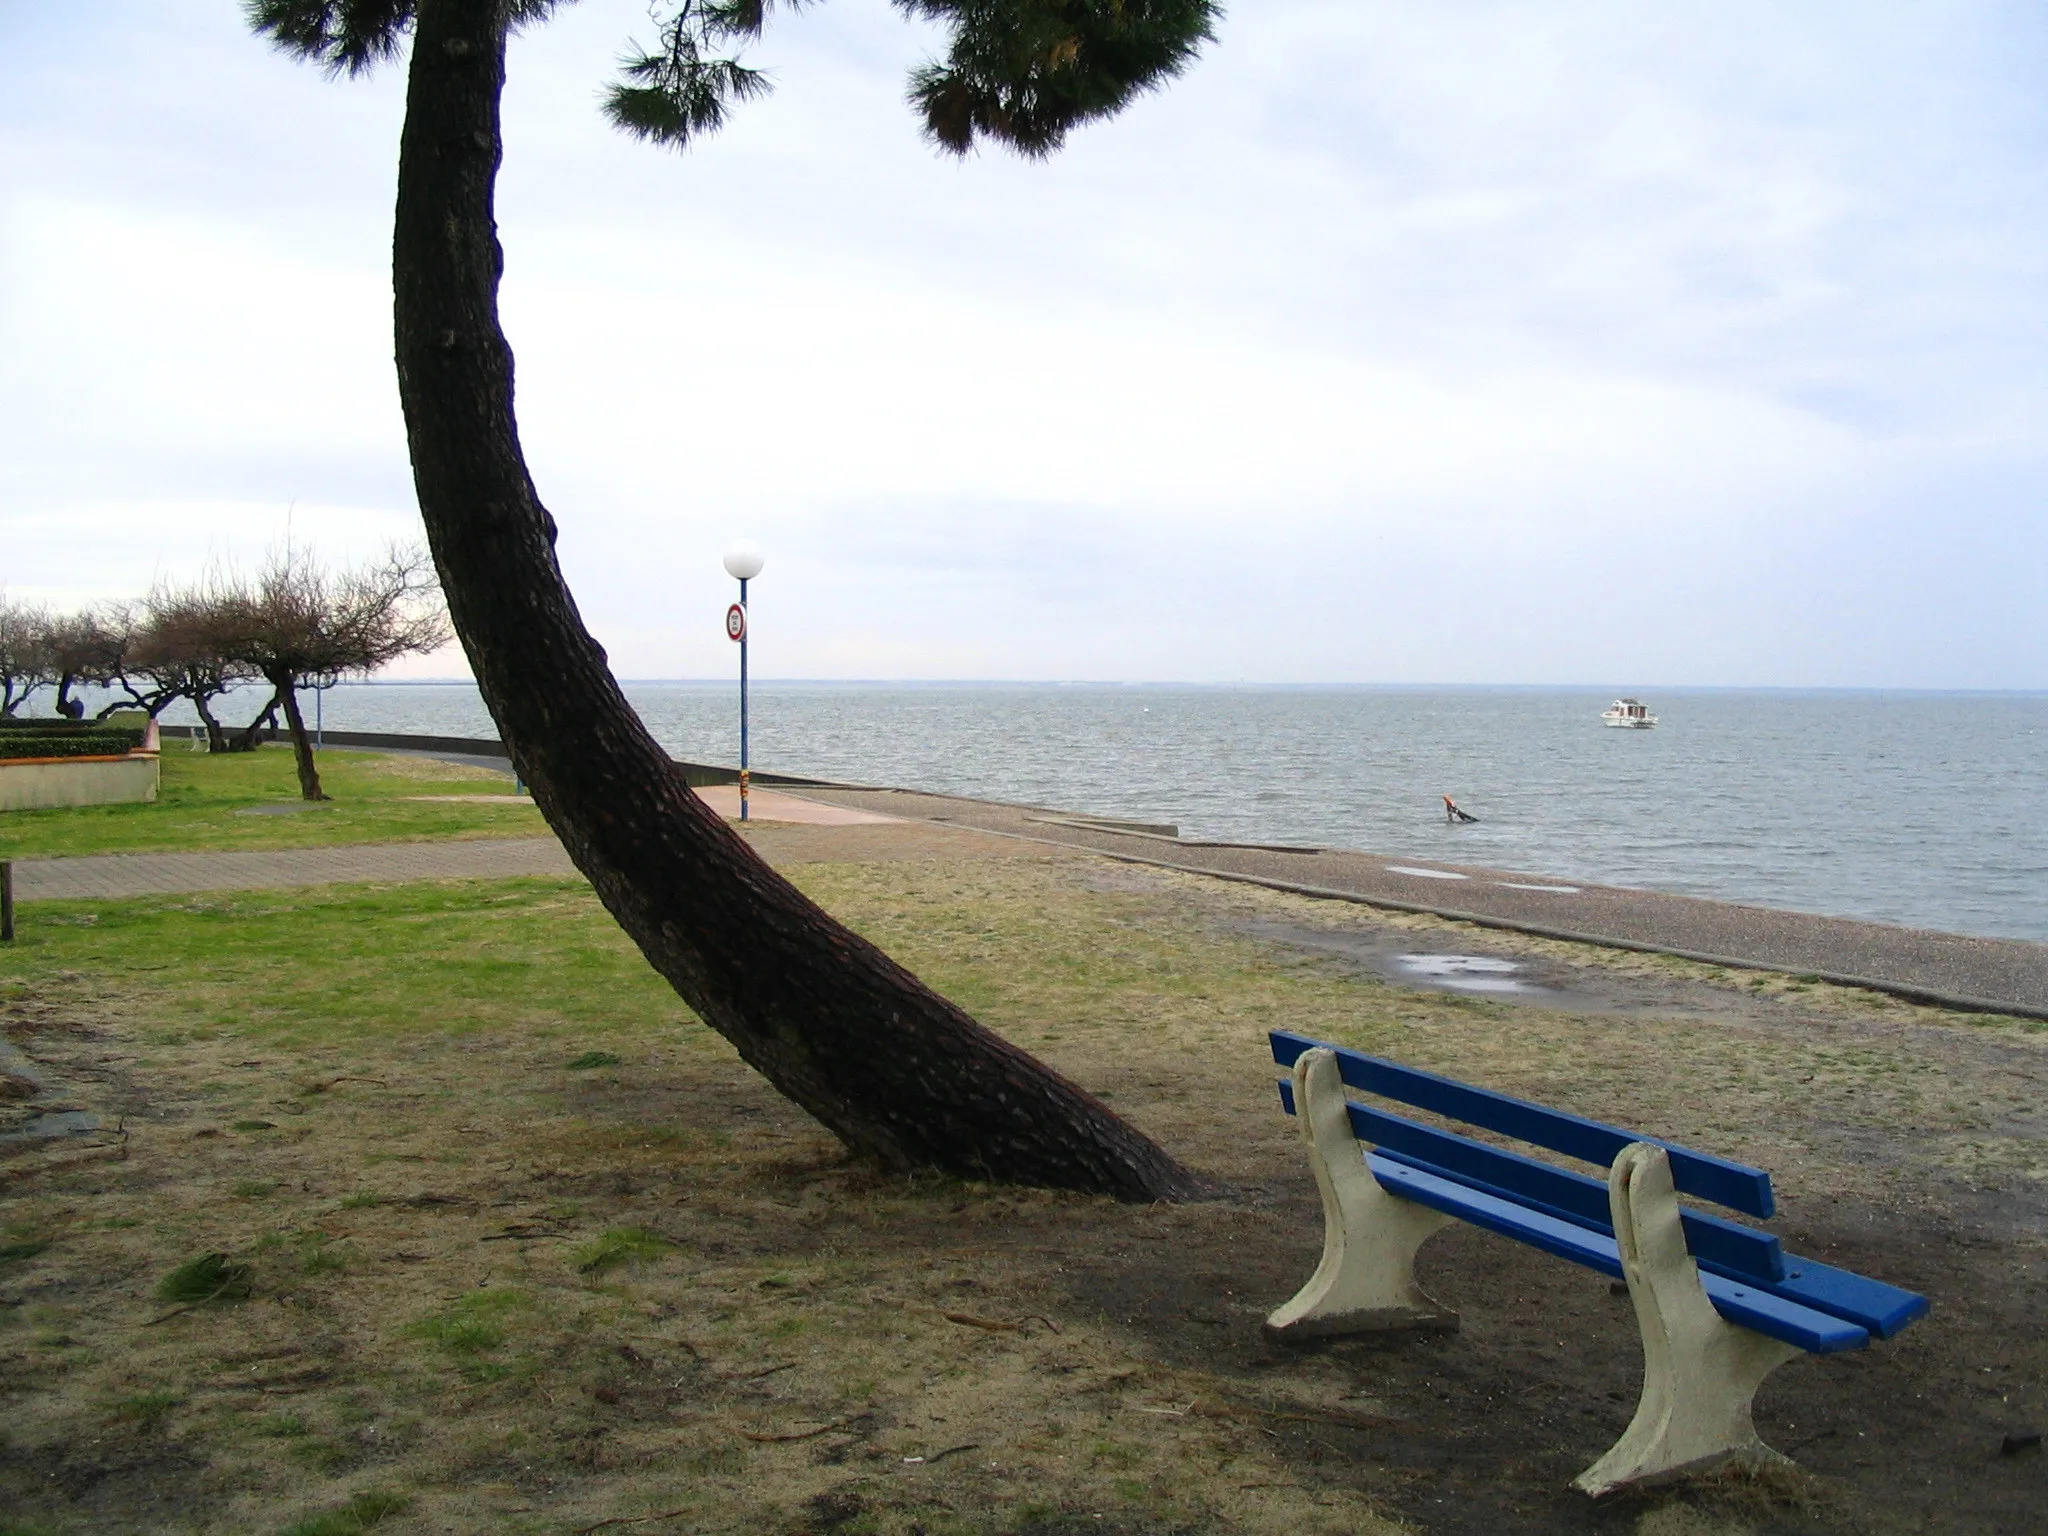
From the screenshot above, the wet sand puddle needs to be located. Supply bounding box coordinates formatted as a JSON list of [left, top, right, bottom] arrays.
[[1219, 916, 1665, 1013], [1391, 952, 1545, 996]]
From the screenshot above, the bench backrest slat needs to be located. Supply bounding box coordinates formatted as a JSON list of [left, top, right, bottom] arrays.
[[1275, 1079, 1787, 1281], [1271, 1030, 1776, 1219]]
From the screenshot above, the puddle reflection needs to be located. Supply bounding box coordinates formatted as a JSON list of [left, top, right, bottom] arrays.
[[1393, 953, 1541, 995]]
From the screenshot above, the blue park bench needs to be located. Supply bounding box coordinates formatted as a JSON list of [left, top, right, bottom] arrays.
[[1264, 1028, 1928, 1495]]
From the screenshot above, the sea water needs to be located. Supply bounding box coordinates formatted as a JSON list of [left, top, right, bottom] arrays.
[[156, 682, 2048, 944]]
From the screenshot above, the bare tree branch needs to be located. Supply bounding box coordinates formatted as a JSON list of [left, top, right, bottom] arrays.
[[0, 596, 54, 718], [199, 543, 453, 798]]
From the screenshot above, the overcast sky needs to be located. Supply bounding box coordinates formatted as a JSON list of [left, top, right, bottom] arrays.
[[3, 1, 2043, 686]]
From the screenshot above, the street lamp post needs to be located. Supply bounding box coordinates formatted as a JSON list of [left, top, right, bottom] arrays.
[[722, 542, 765, 821]]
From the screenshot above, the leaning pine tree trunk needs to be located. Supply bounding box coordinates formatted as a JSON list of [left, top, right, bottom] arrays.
[[390, 0, 1203, 1202]]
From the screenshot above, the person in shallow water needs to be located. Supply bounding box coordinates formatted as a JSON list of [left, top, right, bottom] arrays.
[[1444, 795, 1479, 824]]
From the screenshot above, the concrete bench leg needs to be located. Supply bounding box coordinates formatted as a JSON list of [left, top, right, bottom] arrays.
[[1576, 1142, 1800, 1496], [1264, 1047, 1458, 1342]]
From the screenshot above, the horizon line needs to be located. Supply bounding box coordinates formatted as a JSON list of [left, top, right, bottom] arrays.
[[348, 678, 2048, 695]]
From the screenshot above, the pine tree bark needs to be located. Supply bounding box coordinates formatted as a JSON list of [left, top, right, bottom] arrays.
[[389, 0, 1205, 1202]]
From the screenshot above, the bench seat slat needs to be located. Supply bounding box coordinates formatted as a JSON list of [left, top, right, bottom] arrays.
[[1755, 1257, 1929, 1340], [1383, 1139, 1921, 1335], [1275, 1079, 1787, 1282], [1277, 1080, 1927, 1339], [1271, 1030, 1775, 1218], [1368, 1157, 1871, 1355]]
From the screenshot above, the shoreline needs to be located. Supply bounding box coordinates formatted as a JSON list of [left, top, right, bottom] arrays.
[[144, 690, 2048, 950], [785, 780, 2048, 1024]]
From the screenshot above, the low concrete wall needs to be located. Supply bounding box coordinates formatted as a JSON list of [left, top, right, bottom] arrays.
[[0, 754, 160, 811]]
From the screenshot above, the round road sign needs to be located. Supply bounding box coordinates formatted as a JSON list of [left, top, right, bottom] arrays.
[[725, 602, 747, 642]]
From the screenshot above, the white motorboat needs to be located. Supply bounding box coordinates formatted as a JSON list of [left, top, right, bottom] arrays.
[[1602, 697, 1658, 728]]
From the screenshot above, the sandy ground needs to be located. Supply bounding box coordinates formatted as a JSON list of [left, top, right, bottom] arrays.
[[1, 820, 2043, 1535]]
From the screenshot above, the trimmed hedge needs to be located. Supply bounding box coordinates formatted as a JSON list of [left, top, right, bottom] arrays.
[[0, 726, 146, 761]]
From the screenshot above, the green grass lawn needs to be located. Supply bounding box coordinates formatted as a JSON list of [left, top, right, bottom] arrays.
[[0, 744, 547, 860], [0, 877, 688, 1048], [0, 855, 1426, 1536]]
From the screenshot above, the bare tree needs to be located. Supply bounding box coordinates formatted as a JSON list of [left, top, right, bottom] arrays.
[[0, 599, 159, 722], [72, 601, 193, 722], [0, 597, 52, 717], [108, 586, 262, 747], [27, 600, 227, 726], [38, 608, 132, 720], [207, 545, 451, 799]]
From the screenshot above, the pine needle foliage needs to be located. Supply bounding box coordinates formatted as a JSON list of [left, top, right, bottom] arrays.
[[902, 0, 1221, 157], [245, 0, 563, 77], [247, 0, 1220, 157], [604, 0, 788, 147], [243, 0, 419, 77]]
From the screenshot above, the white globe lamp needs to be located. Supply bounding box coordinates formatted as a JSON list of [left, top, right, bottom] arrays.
[[722, 542, 765, 582]]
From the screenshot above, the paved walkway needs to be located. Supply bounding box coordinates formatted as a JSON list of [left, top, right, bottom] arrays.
[[690, 786, 899, 825], [7, 789, 893, 901], [11, 782, 2047, 1019], [12, 837, 578, 900]]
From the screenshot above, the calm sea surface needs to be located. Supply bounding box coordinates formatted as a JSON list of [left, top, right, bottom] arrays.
[[160, 683, 2048, 944]]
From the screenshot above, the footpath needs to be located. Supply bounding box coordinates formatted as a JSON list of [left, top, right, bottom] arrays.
[[4, 789, 885, 900], [11, 782, 2047, 1020]]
